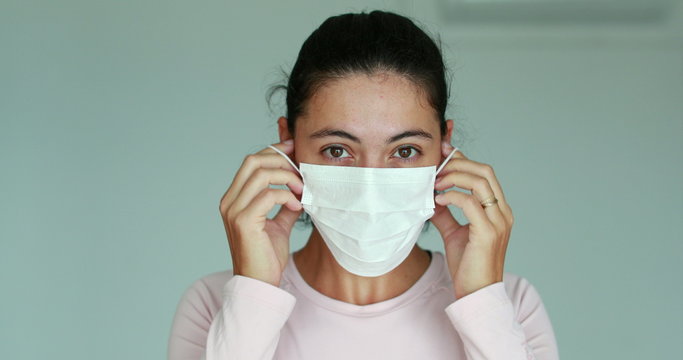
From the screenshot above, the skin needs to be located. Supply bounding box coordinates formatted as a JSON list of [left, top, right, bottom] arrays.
[[219, 72, 514, 304]]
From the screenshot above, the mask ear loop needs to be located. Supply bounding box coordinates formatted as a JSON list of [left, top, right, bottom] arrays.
[[268, 145, 302, 175], [435, 146, 459, 176]]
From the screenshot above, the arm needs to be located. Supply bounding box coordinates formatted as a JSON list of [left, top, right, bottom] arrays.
[[445, 278, 559, 360], [168, 140, 302, 359], [168, 275, 296, 360]]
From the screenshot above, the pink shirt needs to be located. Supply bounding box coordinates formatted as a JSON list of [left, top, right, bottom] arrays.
[[168, 252, 559, 359]]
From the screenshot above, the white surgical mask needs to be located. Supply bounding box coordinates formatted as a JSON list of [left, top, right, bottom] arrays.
[[269, 145, 458, 277]]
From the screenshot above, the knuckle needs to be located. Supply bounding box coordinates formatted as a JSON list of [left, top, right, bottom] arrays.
[[466, 195, 480, 208], [492, 225, 503, 238], [243, 153, 258, 166], [252, 167, 267, 179], [225, 206, 238, 221], [475, 177, 489, 190], [233, 211, 248, 228], [239, 156, 255, 173], [482, 164, 495, 177]]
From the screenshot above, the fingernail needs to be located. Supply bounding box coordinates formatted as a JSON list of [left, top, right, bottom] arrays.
[[435, 194, 446, 205], [283, 139, 293, 144]]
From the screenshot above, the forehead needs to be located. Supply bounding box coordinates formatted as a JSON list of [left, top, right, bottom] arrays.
[[296, 73, 440, 137]]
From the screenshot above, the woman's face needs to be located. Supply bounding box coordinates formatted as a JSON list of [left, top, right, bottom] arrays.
[[282, 72, 452, 168]]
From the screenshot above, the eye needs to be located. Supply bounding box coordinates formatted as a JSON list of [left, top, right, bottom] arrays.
[[322, 145, 351, 159], [393, 146, 419, 159]]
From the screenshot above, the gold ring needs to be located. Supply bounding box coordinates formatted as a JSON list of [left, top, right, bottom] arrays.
[[480, 196, 498, 208]]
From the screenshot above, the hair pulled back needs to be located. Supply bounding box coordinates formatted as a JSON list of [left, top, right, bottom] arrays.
[[271, 10, 450, 136]]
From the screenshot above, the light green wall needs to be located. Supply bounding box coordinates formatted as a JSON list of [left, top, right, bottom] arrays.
[[1, 1, 681, 359]]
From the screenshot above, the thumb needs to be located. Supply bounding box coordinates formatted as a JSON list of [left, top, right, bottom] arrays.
[[430, 203, 461, 240], [273, 205, 303, 230]]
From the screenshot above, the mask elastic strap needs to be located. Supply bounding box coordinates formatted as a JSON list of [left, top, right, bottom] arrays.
[[435, 146, 459, 176], [268, 145, 302, 175]]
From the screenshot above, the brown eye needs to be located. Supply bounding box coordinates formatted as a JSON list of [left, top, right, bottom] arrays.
[[394, 146, 417, 159], [323, 146, 350, 159]]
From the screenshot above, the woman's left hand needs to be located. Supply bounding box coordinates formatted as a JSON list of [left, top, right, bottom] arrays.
[[430, 142, 515, 300]]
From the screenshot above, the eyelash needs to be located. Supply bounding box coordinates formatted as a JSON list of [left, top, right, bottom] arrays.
[[321, 145, 422, 163], [321, 145, 351, 162], [393, 146, 421, 162]]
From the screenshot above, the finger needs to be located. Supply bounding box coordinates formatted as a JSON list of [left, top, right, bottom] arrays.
[[273, 204, 304, 230], [231, 168, 303, 212], [438, 185, 507, 234], [259, 139, 294, 157], [435, 190, 501, 245], [436, 157, 506, 204], [221, 149, 300, 212], [236, 189, 302, 227], [436, 178, 507, 233], [232, 149, 299, 193], [430, 201, 462, 238], [481, 200, 507, 234], [435, 171, 496, 203], [437, 146, 512, 223]]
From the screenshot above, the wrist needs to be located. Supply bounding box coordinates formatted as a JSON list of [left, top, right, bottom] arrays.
[[454, 277, 499, 300]]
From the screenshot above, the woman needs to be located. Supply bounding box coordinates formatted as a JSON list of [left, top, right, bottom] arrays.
[[168, 10, 559, 360]]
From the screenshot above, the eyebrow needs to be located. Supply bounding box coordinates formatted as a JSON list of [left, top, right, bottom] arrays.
[[309, 128, 361, 143], [386, 130, 433, 144], [309, 127, 433, 144]]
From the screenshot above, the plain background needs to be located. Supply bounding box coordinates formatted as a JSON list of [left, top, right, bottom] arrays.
[[1, 0, 681, 359]]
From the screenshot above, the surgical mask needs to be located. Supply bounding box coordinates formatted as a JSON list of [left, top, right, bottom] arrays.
[[268, 145, 458, 277]]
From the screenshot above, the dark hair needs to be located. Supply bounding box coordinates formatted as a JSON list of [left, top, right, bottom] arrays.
[[268, 10, 450, 136]]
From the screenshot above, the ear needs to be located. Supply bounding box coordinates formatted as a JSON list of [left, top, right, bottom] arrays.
[[277, 116, 293, 142], [443, 119, 454, 145]]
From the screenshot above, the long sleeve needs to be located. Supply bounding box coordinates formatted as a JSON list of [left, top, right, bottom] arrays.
[[445, 279, 559, 360], [168, 274, 296, 360]]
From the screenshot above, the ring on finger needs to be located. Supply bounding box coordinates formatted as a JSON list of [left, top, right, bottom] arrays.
[[479, 195, 498, 208]]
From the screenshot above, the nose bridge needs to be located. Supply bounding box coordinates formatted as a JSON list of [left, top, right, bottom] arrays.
[[357, 150, 387, 168]]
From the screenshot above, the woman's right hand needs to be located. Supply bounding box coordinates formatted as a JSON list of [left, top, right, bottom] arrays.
[[219, 139, 303, 287]]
